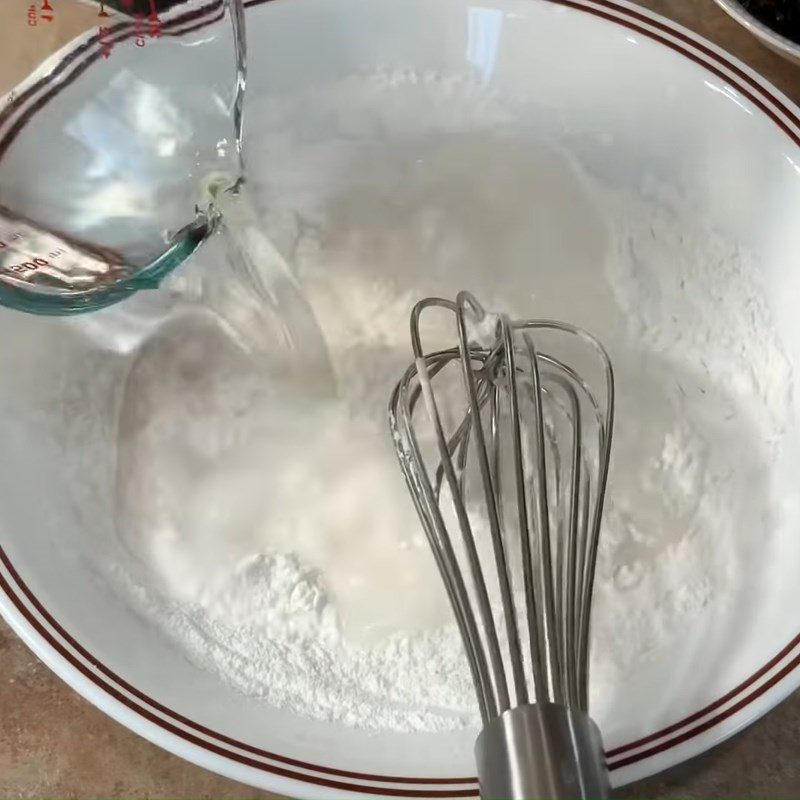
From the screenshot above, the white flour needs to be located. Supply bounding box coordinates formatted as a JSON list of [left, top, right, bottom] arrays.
[[107, 72, 792, 733]]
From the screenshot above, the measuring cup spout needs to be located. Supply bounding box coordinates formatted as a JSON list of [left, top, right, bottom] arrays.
[[0, 0, 247, 314]]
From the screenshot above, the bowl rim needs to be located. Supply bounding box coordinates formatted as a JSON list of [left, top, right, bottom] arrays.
[[3, 0, 800, 795], [713, 0, 800, 59]]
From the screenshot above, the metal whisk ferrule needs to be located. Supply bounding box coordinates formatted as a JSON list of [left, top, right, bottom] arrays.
[[389, 291, 614, 799]]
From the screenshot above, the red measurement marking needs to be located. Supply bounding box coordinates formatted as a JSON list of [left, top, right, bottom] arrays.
[[0, 257, 50, 277], [150, 5, 162, 36], [26, 1, 55, 25], [98, 24, 114, 58], [134, 6, 161, 47], [133, 9, 161, 45]]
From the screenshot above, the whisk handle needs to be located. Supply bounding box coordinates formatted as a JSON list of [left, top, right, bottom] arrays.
[[475, 703, 609, 799]]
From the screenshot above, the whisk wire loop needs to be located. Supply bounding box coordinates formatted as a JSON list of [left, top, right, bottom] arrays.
[[501, 319, 542, 705], [389, 292, 614, 723], [455, 295, 527, 714], [392, 360, 494, 720]]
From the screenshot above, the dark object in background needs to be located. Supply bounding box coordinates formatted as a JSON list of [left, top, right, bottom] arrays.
[[741, 0, 800, 43]]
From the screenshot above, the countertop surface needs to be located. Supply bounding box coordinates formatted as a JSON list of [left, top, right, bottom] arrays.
[[3, 0, 800, 797]]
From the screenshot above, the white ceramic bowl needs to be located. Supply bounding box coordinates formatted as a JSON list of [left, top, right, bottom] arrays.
[[3, 0, 800, 796], [714, 0, 800, 65]]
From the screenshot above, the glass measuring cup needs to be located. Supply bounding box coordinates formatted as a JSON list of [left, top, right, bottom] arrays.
[[0, 0, 246, 314]]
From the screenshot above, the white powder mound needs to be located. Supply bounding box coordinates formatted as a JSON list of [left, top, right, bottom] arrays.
[[104, 71, 792, 733], [116, 553, 474, 731]]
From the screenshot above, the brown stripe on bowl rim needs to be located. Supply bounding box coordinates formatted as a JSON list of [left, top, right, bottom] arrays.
[[1, 0, 799, 791]]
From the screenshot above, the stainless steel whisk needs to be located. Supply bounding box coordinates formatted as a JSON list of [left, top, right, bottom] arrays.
[[389, 291, 614, 799]]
